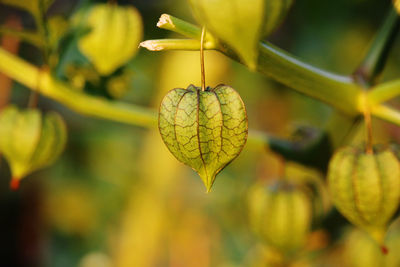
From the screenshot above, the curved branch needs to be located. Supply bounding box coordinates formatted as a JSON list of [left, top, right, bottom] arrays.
[[368, 79, 400, 105], [144, 14, 362, 115]]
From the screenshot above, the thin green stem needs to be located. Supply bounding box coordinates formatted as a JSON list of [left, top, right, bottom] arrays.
[[140, 39, 216, 51], [354, 7, 400, 86], [200, 27, 206, 91], [368, 79, 400, 105]]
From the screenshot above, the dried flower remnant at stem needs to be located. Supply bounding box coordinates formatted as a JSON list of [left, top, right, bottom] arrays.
[[159, 84, 248, 192], [327, 145, 400, 253]]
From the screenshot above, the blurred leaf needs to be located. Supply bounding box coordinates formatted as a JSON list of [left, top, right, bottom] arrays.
[[0, 0, 54, 19], [47, 15, 69, 50], [188, 0, 292, 69]]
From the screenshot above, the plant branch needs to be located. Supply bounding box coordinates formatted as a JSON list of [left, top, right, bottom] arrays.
[[0, 47, 157, 127], [0, 46, 338, 169], [368, 79, 400, 105], [145, 14, 361, 116], [140, 39, 216, 51], [354, 7, 400, 86], [156, 14, 216, 42], [370, 104, 400, 125], [0, 47, 278, 149], [254, 42, 359, 115]]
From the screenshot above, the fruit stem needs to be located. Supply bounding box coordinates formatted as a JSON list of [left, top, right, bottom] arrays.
[[364, 105, 373, 155], [361, 92, 373, 154], [200, 26, 206, 92]]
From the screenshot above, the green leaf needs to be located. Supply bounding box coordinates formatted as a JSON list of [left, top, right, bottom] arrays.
[[189, 0, 293, 70], [159, 84, 248, 192], [77, 4, 143, 75]]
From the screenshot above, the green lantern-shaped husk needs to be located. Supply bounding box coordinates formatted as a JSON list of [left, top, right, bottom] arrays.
[[189, 0, 293, 69], [328, 144, 400, 253], [159, 84, 248, 192], [77, 3, 143, 75], [0, 105, 67, 190], [248, 180, 313, 255]]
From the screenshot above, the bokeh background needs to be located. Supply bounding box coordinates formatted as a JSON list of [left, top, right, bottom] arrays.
[[1, 0, 400, 266]]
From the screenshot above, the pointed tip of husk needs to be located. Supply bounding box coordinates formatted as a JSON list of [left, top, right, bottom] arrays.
[[204, 181, 213, 194], [10, 177, 20, 191], [200, 173, 215, 194], [367, 227, 386, 248]]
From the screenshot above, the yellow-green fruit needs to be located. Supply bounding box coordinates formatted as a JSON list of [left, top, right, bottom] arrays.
[[158, 84, 248, 192], [78, 3, 142, 75], [189, 0, 293, 69], [394, 0, 400, 14], [0, 105, 67, 189], [327, 145, 400, 248], [248, 181, 313, 253]]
